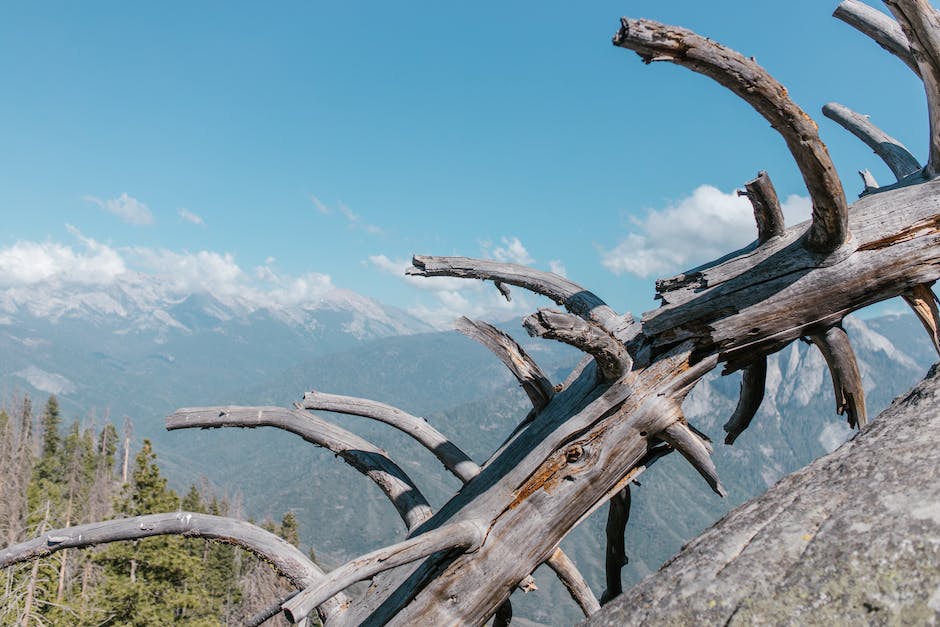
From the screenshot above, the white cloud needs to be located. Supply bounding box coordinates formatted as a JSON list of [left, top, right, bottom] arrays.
[[130, 248, 244, 295], [177, 208, 205, 225], [0, 228, 125, 287], [84, 193, 154, 225], [599, 185, 810, 278], [0, 229, 341, 317], [484, 236, 534, 265]]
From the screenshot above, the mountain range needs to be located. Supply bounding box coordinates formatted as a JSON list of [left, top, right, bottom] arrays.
[[0, 275, 935, 625]]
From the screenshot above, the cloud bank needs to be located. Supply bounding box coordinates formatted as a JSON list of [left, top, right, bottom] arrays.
[[599, 185, 811, 278], [0, 229, 335, 310]]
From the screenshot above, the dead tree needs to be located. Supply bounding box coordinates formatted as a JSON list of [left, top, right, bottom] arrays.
[[4, 2, 940, 624]]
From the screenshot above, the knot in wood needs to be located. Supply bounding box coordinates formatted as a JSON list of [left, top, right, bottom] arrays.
[[565, 445, 584, 463]]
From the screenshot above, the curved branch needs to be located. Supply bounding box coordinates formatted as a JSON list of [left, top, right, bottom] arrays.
[[546, 548, 601, 616], [885, 0, 940, 177], [524, 309, 632, 380], [408, 256, 636, 339], [809, 325, 868, 429], [741, 171, 786, 243], [301, 391, 480, 484], [613, 17, 848, 253], [456, 316, 556, 411], [903, 282, 940, 356], [600, 487, 630, 605], [723, 358, 768, 445], [834, 0, 919, 75], [0, 512, 346, 621], [660, 419, 727, 497], [823, 102, 922, 180], [166, 406, 433, 531], [281, 520, 485, 623]]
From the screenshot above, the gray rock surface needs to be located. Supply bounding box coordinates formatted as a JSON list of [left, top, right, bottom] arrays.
[[586, 364, 940, 626]]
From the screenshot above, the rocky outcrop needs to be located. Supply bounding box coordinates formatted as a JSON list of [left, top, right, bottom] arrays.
[[587, 364, 940, 626]]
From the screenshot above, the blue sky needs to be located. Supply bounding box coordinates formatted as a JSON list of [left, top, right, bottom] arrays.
[[0, 1, 926, 327]]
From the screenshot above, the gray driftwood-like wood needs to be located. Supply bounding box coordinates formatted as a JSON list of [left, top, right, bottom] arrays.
[[859, 168, 881, 193], [834, 0, 919, 74], [823, 102, 922, 180], [660, 420, 727, 497], [886, 1, 940, 176], [613, 18, 848, 253], [166, 406, 433, 531], [409, 256, 636, 340], [741, 171, 786, 244], [0, 513, 346, 622], [455, 316, 555, 411], [281, 520, 484, 623], [523, 309, 632, 380], [7, 7, 940, 626], [809, 324, 868, 428], [903, 282, 940, 355], [723, 359, 768, 445], [546, 547, 601, 617], [301, 390, 480, 483]]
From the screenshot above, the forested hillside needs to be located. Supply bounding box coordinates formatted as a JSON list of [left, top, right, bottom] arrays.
[[0, 395, 306, 626]]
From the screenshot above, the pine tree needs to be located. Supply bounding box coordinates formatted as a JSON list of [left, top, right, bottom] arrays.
[[88, 440, 218, 626]]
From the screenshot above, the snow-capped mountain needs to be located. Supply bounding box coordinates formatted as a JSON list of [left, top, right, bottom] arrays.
[[0, 275, 431, 429], [0, 273, 428, 339]]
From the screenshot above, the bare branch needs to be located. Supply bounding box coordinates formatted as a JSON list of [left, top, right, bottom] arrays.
[[247, 593, 298, 627], [167, 406, 433, 531], [660, 420, 727, 497], [834, 0, 919, 74], [823, 102, 922, 180], [859, 168, 881, 194], [281, 520, 485, 623], [903, 282, 940, 355], [409, 256, 636, 340], [301, 391, 480, 483], [885, 0, 940, 177], [545, 548, 600, 617], [0, 512, 346, 621], [494, 279, 512, 302], [456, 316, 555, 411], [723, 358, 768, 445], [492, 600, 513, 627], [523, 309, 633, 380], [809, 325, 868, 428], [613, 17, 848, 253], [740, 171, 786, 243], [600, 487, 630, 605]]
